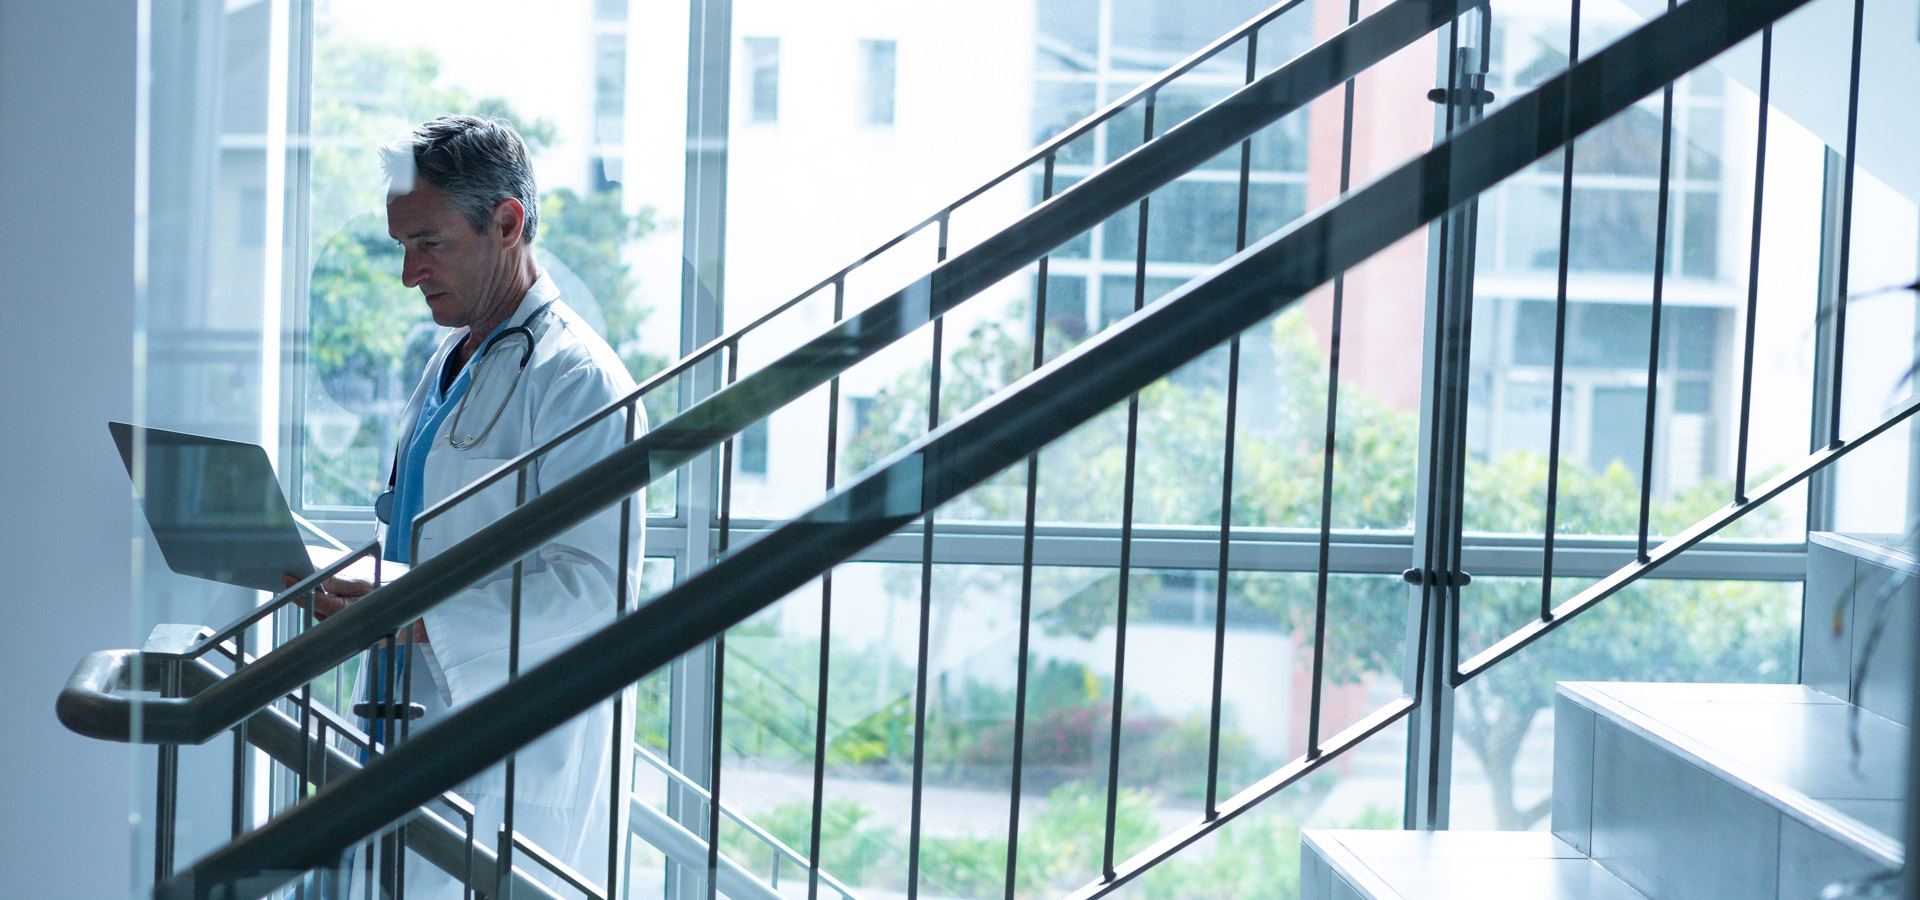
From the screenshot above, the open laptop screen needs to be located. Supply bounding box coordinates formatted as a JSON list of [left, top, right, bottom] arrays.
[[110, 422, 316, 593]]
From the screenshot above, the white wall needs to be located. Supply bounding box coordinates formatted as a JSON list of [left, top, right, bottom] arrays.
[[0, 2, 139, 896]]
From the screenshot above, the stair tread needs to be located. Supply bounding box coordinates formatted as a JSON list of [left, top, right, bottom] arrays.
[[1812, 531, 1920, 575], [1303, 830, 1648, 900], [1559, 681, 1906, 866]]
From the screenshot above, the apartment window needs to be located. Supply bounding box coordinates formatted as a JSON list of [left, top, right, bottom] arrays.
[[594, 33, 627, 146], [745, 37, 779, 124], [860, 39, 896, 126], [738, 418, 769, 476]]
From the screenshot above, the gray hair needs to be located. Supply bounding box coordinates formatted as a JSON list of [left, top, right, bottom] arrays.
[[380, 115, 540, 244]]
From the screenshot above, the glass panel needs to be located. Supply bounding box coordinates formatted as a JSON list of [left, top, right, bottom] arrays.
[[301, 0, 685, 517], [1464, 22, 1824, 547]]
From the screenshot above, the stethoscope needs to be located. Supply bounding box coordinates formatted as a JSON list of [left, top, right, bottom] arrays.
[[374, 301, 555, 524]]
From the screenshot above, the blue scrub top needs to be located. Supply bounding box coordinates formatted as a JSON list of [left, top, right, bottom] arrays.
[[384, 325, 504, 564]]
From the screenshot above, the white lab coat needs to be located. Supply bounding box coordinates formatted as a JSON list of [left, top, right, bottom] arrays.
[[372, 274, 642, 895]]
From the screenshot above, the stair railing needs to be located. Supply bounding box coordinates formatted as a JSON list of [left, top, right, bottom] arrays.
[[142, 0, 1838, 893]]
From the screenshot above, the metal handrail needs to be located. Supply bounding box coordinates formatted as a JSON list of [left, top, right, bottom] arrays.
[[132, 637, 572, 897], [155, 0, 1820, 891], [62, 0, 1467, 750], [57, 542, 388, 745]]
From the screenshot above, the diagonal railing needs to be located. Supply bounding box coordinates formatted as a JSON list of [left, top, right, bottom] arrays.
[[144, 0, 1839, 893]]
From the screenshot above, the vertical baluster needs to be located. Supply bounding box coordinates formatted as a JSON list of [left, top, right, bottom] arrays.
[[1207, 34, 1259, 822], [498, 466, 528, 898], [707, 341, 741, 900], [301, 587, 317, 802], [155, 658, 182, 884], [1827, 0, 1866, 448], [396, 622, 415, 893], [1637, 0, 1679, 562], [232, 632, 249, 839], [809, 277, 846, 900], [1410, 14, 1469, 830], [1103, 89, 1156, 881], [315, 719, 329, 799], [1006, 155, 1056, 898], [1308, 0, 1363, 761], [906, 212, 951, 899], [382, 627, 401, 897], [609, 398, 638, 900], [1735, 26, 1773, 504], [463, 801, 475, 900], [1443, 11, 1491, 691], [1541, 0, 1583, 620]]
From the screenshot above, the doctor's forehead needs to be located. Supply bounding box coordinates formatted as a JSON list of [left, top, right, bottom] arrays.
[[386, 188, 459, 237]]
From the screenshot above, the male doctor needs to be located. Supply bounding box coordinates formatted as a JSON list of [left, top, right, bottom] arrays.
[[307, 115, 641, 893]]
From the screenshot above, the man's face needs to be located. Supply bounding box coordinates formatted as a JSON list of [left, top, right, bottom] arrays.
[[386, 183, 515, 330]]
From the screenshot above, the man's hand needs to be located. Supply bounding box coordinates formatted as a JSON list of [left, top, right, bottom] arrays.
[[286, 573, 374, 619], [282, 575, 428, 643]]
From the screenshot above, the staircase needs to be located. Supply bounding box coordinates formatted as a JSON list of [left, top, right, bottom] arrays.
[[59, 0, 1920, 896], [1303, 531, 1913, 899]]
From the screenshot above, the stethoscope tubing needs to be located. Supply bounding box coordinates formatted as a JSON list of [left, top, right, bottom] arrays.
[[375, 301, 555, 524]]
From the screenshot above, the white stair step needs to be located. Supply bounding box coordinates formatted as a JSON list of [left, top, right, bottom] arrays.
[[1301, 830, 1647, 900], [1554, 681, 1902, 899], [1805, 532, 1920, 729]]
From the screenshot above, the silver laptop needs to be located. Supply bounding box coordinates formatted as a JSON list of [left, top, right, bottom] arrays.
[[109, 421, 318, 593]]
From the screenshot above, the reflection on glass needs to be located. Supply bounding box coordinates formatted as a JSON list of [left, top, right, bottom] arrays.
[[301, 1, 681, 513]]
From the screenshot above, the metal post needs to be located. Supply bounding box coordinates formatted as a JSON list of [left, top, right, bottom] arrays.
[[1309, 0, 1365, 760], [906, 213, 953, 899], [670, 0, 733, 895], [231, 633, 250, 840], [809, 277, 846, 900], [1101, 90, 1157, 882], [1541, 0, 1583, 619], [1005, 157, 1055, 896], [1807, 151, 1849, 535], [1405, 6, 1488, 830], [1637, 0, 1680, 561], [154, 658, 182, 884]]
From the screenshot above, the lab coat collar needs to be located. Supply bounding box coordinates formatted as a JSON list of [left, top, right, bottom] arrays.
[[450, 271, 561, 349], [500, 271, 561, 332]]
